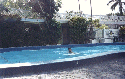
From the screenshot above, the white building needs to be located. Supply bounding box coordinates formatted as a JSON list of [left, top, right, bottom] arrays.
[[91, 16, 125, 43]]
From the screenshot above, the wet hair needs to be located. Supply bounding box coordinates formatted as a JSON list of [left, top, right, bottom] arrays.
[[68, 48, 71, 49]]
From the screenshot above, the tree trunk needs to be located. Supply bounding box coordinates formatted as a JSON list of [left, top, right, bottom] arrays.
[[119, 0, 123, 16]]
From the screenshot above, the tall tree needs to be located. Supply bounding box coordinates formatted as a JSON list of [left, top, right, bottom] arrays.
[[1, 0, 62, 19], [29, 0, 62, 20], [107, 0, 125, 16]]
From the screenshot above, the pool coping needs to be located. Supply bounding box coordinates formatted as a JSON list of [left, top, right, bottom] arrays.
[[0, 50, 124, 69], [0, 52, 125, 77]]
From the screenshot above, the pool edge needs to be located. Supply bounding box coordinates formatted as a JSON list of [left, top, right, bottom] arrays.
[[0, 52, 125, 77]]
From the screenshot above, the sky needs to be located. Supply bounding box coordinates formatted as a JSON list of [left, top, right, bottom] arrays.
[[58, 0, 125, 15], [0, 0, 124, 15]]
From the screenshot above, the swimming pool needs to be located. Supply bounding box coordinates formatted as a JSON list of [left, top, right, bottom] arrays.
[[0, 43, 125, 77], [0, 43, 125, 68]]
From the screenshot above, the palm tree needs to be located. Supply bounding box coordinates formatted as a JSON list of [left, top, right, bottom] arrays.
[[78, 0, 80, 12], [107, 0, 125, 16], [89, 0, 93, 39], [78, 0, 81, 17]]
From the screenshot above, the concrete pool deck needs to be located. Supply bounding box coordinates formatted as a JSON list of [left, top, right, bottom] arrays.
[[2, 53, 125, 79]]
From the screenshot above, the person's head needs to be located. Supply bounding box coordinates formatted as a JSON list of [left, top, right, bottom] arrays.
[[68, 48, 72, 52]]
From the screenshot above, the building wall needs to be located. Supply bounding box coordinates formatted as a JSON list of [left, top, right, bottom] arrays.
[[92, 29, 119, 43], [99, 16, 125, 25]]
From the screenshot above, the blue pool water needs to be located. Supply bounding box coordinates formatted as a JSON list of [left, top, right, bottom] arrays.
[[0, 45, 125, 67]]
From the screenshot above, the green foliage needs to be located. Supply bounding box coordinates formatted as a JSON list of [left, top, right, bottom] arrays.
[[22, 24, 44, 46], [43, 19, 61, 45], [106, 12, 125, 16], [3, 0, 32, 10], [20, 19, 61, 46], [0, 20, 61, 48], [0, 21, 25, 48], [119, 27, 125, 38], [0, 14, 21, 22], [99, 24, 109, 29], [1, 0, 33, 18], [66, 11, 74, 19], [107, 0, 124, 16], [68, 17, 88, 44], [106, 13, 114, 16], [0, 14, 23, 48], [87, 18, 100, 28], [30, 0, 62, 20], [1, 0, 62, 19], [0, 4, 9, 13], [0, 14, 61, 47], [92, 19, 101, 28], [88, 18, 92, 23], [65, 10, 83, 19], [18, 19, 61, 46], [115, 12, 125, 16], [55, 0, 62, 8], [0, 0, 62, 48]]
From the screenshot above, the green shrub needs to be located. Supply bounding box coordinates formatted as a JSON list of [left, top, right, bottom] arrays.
[[0, 14, 21, 22], [0, 14, 61, 47], [68, 17, 88, 44], [42, 19, 61, 45], [119, 27, 125, 41]]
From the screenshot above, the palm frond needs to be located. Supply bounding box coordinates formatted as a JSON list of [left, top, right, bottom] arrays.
[[107, 0, 114, 5], [111, 2, 118, 10]]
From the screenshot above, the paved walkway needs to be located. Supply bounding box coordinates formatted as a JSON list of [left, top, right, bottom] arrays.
[[3, 57, 125, 79]]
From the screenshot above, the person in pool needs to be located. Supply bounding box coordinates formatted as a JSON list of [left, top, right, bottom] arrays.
[[68, 48, 74, 54]]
